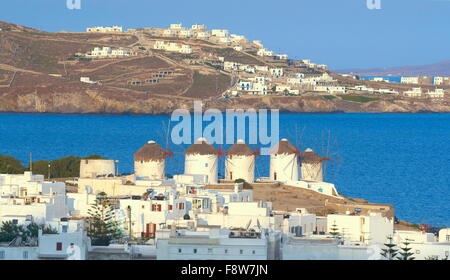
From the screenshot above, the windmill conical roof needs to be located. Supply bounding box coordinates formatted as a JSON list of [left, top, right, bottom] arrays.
[[185, 138, 217, 155], [134, 141, 165, 161], [269, 139, 297, 155]]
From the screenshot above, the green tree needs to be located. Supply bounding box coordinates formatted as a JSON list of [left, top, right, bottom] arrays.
[[381, 236, 399, 260], [329, 221, 341, 239], [397, 239, 415, 260], [26, 222, 58, 238], [0, 221, 24, 242], [0, 155, 26, 174], [32, 160, 50, 178], [87, 199, 123, 246]]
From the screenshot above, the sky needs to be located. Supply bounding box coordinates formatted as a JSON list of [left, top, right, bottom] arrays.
[[1, 0, 450, 69]]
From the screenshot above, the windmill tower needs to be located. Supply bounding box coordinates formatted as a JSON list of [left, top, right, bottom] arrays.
[[269, 139, 300, 182], [134, 141, 166, 180], [184, 138, 219, 184], [225, 139, 256, 183], [301, 148, 323, 182]]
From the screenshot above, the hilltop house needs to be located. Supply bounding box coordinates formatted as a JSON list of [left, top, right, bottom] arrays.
[[404, 87, 422, 97], [86, 26, 123, 33], [153, 41, 193, 54]]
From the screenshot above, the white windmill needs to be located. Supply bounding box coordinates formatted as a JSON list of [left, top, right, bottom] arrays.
[[224, 139, 256, 183], [184, 138, 219, 184], [134, 140, 167, 180], [269, 139, 300, 182]]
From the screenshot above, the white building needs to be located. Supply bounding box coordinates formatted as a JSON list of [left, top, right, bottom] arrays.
[[225, 140, 255, 183], [327, 212, 394, 245], [401, 77, 420, 84], [178, 29, 193, 38], [257, 48, 274, 57], [433, 76, 450, 85], [404, 87, 422, 97], [37, 229, 89, 260], [438, 228, 450, 243], [153, 41, 193, 54], [80, 77, 96, 84], [86, 47, 133, 58], [191, 24, 206, 31], [233, 79, 268, 96], [196, 31, 211, 39], [116, 192, 188, 239], [169, 23, 183, 30], [0, 172, 68, 224], [86, 26, 123, 33], [79, 159, 115, 178], [269, 68, 284, 77], [156, 228, 273, 260], [426, 88, 445, 98], [314, 86, 346, 94], [211, 29, 229, 37]]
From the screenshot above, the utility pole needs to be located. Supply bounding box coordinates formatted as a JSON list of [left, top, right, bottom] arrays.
[[29, 152, 33, 172], [127, 206, 132, 238]]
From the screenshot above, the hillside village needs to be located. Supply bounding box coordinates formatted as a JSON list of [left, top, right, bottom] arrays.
[[0, 21, 450, 114], [86, 23, 449, 99], [1, 138, 449, 260]]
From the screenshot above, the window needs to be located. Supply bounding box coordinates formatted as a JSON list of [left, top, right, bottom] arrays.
[[12, 219, 18, 225], [0, 251, 5, 259], [224, 249, 228, 254], [446, 235, 450, 242], [23, 251, 28, 260], [178, 248, 182, 254], [208, 248, 213, 254], [240, 249, 243, 255], [193, 249, 197, 254], [56, 242, 63, 251], [62, 225, 68, 233]]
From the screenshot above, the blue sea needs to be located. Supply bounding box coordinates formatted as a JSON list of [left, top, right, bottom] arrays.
[[0, 113, 448, 226], [360, 76, 402, 83]]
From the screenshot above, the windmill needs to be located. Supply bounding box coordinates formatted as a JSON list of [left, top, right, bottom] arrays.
[[222, 140, 258, 183], [299, 129, 342, 182]]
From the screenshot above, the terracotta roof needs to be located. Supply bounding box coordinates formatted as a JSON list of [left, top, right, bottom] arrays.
[[185, 138, 217, 155], [270, 139, 297, 155], [227, 140, 254, 156], [134, 141, 165, 161], [301, 148, 322, 163]]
